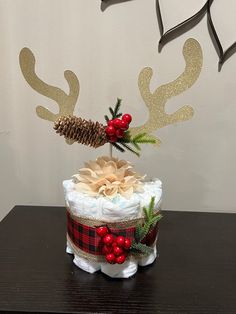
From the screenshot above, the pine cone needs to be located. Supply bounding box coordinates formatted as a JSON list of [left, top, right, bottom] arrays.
[[54, 115, 108, 148]]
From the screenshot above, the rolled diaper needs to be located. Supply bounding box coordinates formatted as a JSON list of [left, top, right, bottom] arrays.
[[63, 179, 162, 222], [101, 260, 138, 278], [138, 242, 157, 267], [73, 255, 101, 274]]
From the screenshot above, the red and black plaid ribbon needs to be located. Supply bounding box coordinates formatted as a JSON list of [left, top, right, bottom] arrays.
[[67, 211, 137, 255]]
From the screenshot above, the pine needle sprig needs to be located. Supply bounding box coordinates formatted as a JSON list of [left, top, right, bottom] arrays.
[[131, 197, 162, 255], [135, 224, 143, 239], [111, 142, 125, 153], [104, 115, 109, 123], [109, 107, 114, 117], [128, 132, 157, 145], [143, 196, 162, 229], [108, 98, 122, 119], [121, 132, 157, 154], [134, 222, 151, 243], [132, 141, 141, 151], [131, 242, 153, 255], [119, 142, 140, 157], [105, 99, 156, 156], [145, 196, 155, 219], [113, 98, 122, 117]]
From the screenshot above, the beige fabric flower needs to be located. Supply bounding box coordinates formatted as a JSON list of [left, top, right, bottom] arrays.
[[73, 156, 144, 198]]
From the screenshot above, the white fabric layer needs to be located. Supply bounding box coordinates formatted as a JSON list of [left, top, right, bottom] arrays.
[[64, 179, 162, 278]]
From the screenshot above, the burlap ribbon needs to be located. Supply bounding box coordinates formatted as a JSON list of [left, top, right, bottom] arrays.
[[66, 205, 161, 262]]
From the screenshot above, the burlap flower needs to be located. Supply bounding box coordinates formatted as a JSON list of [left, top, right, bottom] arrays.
[[72, 156, 144, 198]]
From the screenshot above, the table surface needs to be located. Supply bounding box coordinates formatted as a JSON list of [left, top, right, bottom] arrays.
[[0, 206, 236, 314]]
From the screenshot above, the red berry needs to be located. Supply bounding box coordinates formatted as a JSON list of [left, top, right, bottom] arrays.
[[107, 120, 114, 127], [105, 126, 116, 136], [120, 120, 129, 130], [109, 135, 117, 143], [116, 129, 124, 138], [106, 253, 116, 264], [103, 234, 115, 246], [113, 246, 124, 256], [113, 118, 122, 129], [116, 236, 125, 247], [112, 242, 117, 248], [102, 245, 113, 255], [96, 226, 108, 237], [124, 238, 131, 250], [116, 254, 126, 264], [122, 114, 132, 124]]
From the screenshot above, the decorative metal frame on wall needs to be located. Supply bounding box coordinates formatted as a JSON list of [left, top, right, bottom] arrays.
[[101, 0, 236, 71]]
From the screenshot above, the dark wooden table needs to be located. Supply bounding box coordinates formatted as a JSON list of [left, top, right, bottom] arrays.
[[0, 206, 236, 314]]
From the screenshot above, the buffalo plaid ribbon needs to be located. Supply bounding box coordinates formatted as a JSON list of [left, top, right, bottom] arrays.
[[67, 211, 136, 255]]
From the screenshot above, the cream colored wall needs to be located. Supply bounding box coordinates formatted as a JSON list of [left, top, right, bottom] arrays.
[[1, 0, 236, 220]]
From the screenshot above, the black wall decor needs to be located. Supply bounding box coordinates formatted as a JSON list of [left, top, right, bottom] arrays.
[[156, 0, 207, 50], [207, 0, 236, 71], [101, 0, 236, 71], [101, 0, 133, 12]]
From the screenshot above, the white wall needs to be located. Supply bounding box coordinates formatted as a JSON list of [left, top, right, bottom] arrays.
[[0, 0, 236, 220]]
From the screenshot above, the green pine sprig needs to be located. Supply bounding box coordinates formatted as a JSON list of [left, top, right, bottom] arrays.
[[121, 132, 157, 151], [135, 197, 162, 242], [111, 142, 125, 153], [105, 99, 157, 157], [113, 98, 122, 117], [117, 132, 157, 157], [104, 115, 109, 123], [118, 142, 140, 157], [131, 242, 153, 255], [106, 98, 122, 120], [130, 197, 162, 255]]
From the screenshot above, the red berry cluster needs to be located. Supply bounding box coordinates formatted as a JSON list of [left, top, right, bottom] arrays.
[[105, 114, 132, 143], [96, 226, 132, 264]]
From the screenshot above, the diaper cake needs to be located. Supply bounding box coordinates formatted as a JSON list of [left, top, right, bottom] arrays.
[[19, 38, 203, 278], [64, 157, 162, 277], [60, 100, 163, 277]]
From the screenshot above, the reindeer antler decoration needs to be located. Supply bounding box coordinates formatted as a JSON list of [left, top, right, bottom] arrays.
[[19, 48, 108, 147], [129, 38, 203, 146], [19, 38, 203, 155], [20, 48, 80, 122]]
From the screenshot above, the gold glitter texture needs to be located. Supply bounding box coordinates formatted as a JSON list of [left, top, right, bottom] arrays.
[[19, 38, 202, 148], [129, 38, 203, 146], [19, 48, 80, 123]]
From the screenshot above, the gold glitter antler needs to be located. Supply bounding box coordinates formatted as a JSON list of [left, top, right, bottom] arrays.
[[129, 38, 203, 146], [19, 48, 80, 122]]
